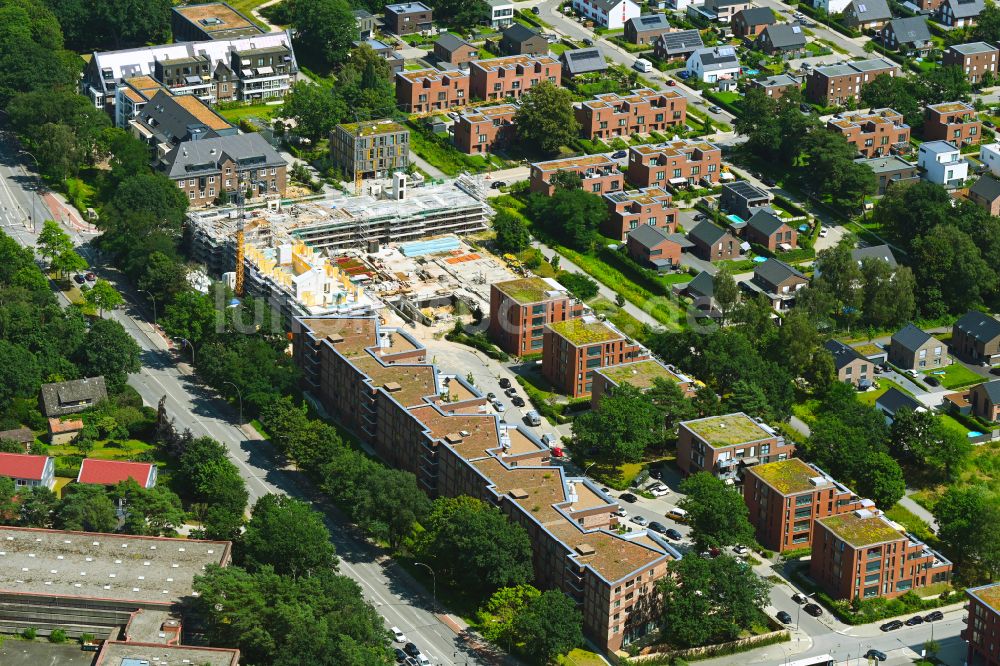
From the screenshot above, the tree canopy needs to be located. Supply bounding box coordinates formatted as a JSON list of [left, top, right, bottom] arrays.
[[514, 81, 580, 155], [678, 472, 756, 550], [240, 494, 337, 578], [573, 383, 666, 465]]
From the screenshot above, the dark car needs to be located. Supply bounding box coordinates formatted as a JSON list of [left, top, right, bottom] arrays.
[[924, 610, 944, 622], [667, 79, 676, 86], [73, 274, 86, 284], [511, 396, 525, 407], [394, 648, 408, 663], [499, 377, 511, 389], [804, 603, 823, 617], [800, 102, 812, 113], [762, 175, 777, 186], [925, 376, 940, 387], [648, 521, 668, 534], [619, 492, 638, 503], [583, 38, 593, 46], [986, 119, 996, 128], [791, 593, 807, 604], [678, 70, 691, 79], [880, 620, 903, 632], [611, 150, 627, 159], [905, 614, 924, 626], [865, 649, 887, 662], [776, 611, 793, 624], [665, 528, 682, 540], [490, 180, 506, 189], [404, 643, 420, 657], [531, 5, 540, 13], [649, 468, 662, 480]]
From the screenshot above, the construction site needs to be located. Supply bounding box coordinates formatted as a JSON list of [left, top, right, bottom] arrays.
[[186, 174, 520, 329]]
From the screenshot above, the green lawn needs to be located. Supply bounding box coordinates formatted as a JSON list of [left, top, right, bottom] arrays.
[[926, 362, 983, 390], [885, 503, 935, 543], [858, 378, 909, 406], [556, 649, 606, 666], [407, 124, 507, 176], [217, 102, 281, 124], [939, 413, 971, 437], [548, 42, 570, 55]]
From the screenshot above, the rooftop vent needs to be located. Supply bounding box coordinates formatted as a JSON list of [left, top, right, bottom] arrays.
[[809, 476, 829, 487], [444, 432, 463, 444], [509, 488, 529, 499], [575, 543, 596, 556], [383, 381, 402, 392]]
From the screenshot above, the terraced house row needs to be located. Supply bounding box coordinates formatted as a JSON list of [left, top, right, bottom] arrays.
[[291, 315, 683, 652]]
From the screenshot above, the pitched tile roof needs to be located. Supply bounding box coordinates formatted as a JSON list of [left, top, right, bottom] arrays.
[[627, 13, 671, 31], [977, 379, 1000, 404], [876, 387, 922, 415], [656, 29, 704, 54], [888, 16, 931, 43], [955, 310, 1000, 344], [824, 339, 867, 369], [736, 7, 776, 25], [687, 220, 730, 246], [760, 23, 806, 49], [946, 0, 984, 19], [503, 23, 542, 43], [0, 453, 49, 481], [746, 209, 786, 236], [891, 323, 933, 353], [687, 270, 715, 299], [851, 244, 897, 268], [561, 47, 608, 75], [971, 174, 1000, 202], [628, 224, 672, 249], [753, 258, 803, 286], [77, 459, 156, 487], [849, 0, 891, 21], [435, 32, 473, 52]]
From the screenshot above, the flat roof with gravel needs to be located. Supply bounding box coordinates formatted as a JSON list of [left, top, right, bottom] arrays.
[[681, 412, 772, 447], [818, 512, 901, 548], [0, 527, 230, 605], [96, 641, 239, 666]]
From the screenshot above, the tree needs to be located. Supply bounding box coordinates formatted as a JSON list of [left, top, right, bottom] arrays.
[[549, 170, 582, 191], [922, 65, 972, 104], [241, 494, 337, 577], [513, 590, 584, 665], [860, 73, 923, 127], [514, 81, 580, 155], [810, 243, 863, 329], [659, 555, 770, 647], [714, 264, 739, 325], [176, 437, 249, 539], [859, 451, 906, 509], [36, 220, 73, 266], [678, 472, 756, 550], [291, 0, 358, 70], [0, 477, 18, 524], [890, 408, 971, 481], [353, 467, 430, 551], [975, 0, 1000, 42], [492, 209, 530, 253], [933, 485, 1000, 582], [775, 309, 825, 379], [913, 224, 996, 316], [56, 484, 116, 533], [19, 486, 59, 528], [726, 379, 770, 419], [280, 81, 346, 141], [50, 248, 87, 279], [83, 279, 124, 317], [733, 87, 782, 158], [556, 271, 599, 301], [137, 251, 188, 305], [430, 0, 489, 29], [112, 479, 186, 536], [527, 188, 606, 251], [861, 259, 915, 329], [800, 130, 876, 209], [0, 341, 42, 404], [414, 496, 533, 598], [160, 290, 219, 347], [0, 0, 80, 105], [872, 181, 954, 248], [477, 584, 541, 645], [74, 319, 140, 389], [573, 383, 664, 464], [647, 377, 698, 432], [335, 45, 396, 120], [46, 0, 171, 49]]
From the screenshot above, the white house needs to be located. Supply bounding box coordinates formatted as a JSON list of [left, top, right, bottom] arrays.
[[814, 0, 853, 14], [670, 0, 695, 10], [686, 46, 741, 83], [918, 140, 969, 187], [486, 0, 515, 28], [980, 143, 1000, 177], [0, 453, 56, 490], [572, 0, 641, 29]]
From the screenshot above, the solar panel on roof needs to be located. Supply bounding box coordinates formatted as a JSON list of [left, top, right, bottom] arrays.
[[717, 46, 735, 55], [640, 15, 664, 23], [858, 3, 867, 10], [792, 25, 801, 32], [572, 50, 600, 60]]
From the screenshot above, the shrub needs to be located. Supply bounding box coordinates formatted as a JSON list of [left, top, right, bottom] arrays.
[[21, 628, 36, 640], [49, 629, 67, 643], [779, 547, 812, 561]]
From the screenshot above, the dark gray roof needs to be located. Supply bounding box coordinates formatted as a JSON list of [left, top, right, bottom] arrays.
[[754, 258, 803, 286], [657, 29, 704, 55], [41, 377, 108, 417], [849, 0, 891, 21], [0, 427, 34, 444], [955, 310, 1000, 344], [946, 0, 984, 19], [724, 179, 770, 202], [888, 17, 931, 44], [824, 339, 866, 370], [687, 220, 730, 246], [561, 47, 607, 75], [760, 23, 806, 49], [665, 232, 695, 248], [851, 244, 897, 268], [435, 32, 472, 52], [736, 7, 776, 25], [949, 41, 997, 55], [686, 270, 715, 299], [891, 323, 933, 353], [691, 46, 740, 69], [352, 9, 374, 18], [628, 224, 670, 249], [978, 379, 1000, 403], [160, 132, 285, 179], [628, 13, 671, 31], [971, 174, 1000, 201], [876, 387, 922, 415], [746, 209, 786, 236], [503, 23, 541, 43], [754, 73, 799, 88], [134, 90, 234, 147]]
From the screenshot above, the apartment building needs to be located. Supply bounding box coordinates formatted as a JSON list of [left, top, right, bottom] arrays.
[[603, 186, 678, 241], [918, 140, 969, 187], [290, 316, 682, 653], [453, 104, 517, 154], [747, 73, 800, 100], [542, 318, 649, 397], [591, 358, 695, 407], [574, 88, 687, 140], [488, 277, 585, 355], [469, 55, 562, 101], [530, 155, 623, 195], [826, 108, 911, 158], [924, 101, 981, 145], [626, 139, 723, 188], [384, 1, 434, 34], [810, 508, 952, 601], [743, 458, 865, 552], [114, 76, 168, 129], [330, 120, 410, 179], [943, 42, 999, 83], [964, 583, 1000, 666], [676, 412, 794, 480], [804, 58, 899, 107], [172, 2, 264, 41], [83, 31, 298, 111], [395, 68, 469, 113]]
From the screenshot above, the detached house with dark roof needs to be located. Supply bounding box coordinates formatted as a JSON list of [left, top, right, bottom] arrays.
[[825, 339, 873, 387], [748, 73, 800, 100], [687, 221, 742, 261], [682, 270, 722, 318], [953, 311, 1000, 365], [852, 244, 897, 268], [433, 33, 479, 66], [500, 24, 549, 56], [756, 23, 807, 56], [969, 380, 1000, 421], [625, 14, 673, 44], [732, 7, 775, 37], [876, 387, 924, 424], [969, 174, 1000, 215], [626, 225, 690, 270], [841, 0, 892, 31], [720, 180, 772, 219], [743, 209, 798, 251], [882, 17, 932, 55], [889, 323, 948, 371], [741, 259, 807, 311], [383, 1, 434, 35], [40, 378, 107, 418], [653, 29, 705, 62], [561, 48, 608, 77], [938, 0, 984, 27]]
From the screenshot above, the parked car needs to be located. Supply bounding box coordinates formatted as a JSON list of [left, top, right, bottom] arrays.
[[499, 377, 511, 389], [511, 396, 525, 407], [905, 615, 924, 626], [392, 627, 407, 643], [405, 658, 419, 666], [611, 150, 627, 159], [776, 611, 793, 624], [504, 387, 518, 397], [804, 603, 823, 617], [708, 105, 721, 113], [648, 521, 668, 534], [524, 410, 542, 426], [733, 545, 749, 555], [583, 38, 593, 46], [486, 392, 496, 400], [667, 79, 676, 86], [615, 506, 627, 518], [791, 593, 807, 604], [665, 528, 682, 540], [865, 649, 887, 662], [73, 274, 86, 284], [490, 180, 506, 189], [693, 212, 707, 221], [648, 483, 670, 497], [880, 620, 903, 632], [986, 119, 996, 128], [649, 468, 662, 480], [924, 610, 944, 622], [925, 376, 940, 387], [417, 655, 430, 666], [631, 515, 649, 526], [619, 493, 638, 503], [85, 271, 96, 282], [678, 70, 691, 79], [404, 643, 420, 658], [531, 5, 540, 12], [394, 648, 408, 663], [491, 398, 505, 412], [818, 227, 829, 237], [800, 102, 812, 113]]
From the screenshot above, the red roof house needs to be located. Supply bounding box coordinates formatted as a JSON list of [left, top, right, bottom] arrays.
[[77, 459, 157, 489], [0, 452, 55, 490]]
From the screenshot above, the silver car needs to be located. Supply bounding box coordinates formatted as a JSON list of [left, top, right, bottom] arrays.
[[631, 515, 649, 527]]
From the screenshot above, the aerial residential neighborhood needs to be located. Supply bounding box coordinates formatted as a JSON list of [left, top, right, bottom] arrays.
[[3, 0, 1000, 665]]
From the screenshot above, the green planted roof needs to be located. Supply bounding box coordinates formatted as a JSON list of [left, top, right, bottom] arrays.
[[549, 319, 620, 346], [973, 583, 1000, 613], [819, 512, 901, 548], [749, 458, 822, 495], [497, 277, 558, 304], [599, 359, 680, 389], [683, 413, 770, 447]]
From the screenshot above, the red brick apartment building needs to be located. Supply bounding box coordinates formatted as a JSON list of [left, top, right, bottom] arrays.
[[452, 103, 516, 154], [530, 155, 623, 195], [626, 139, 723, 188], [676, 412, 794, 481], [574, 88, 687, 140], [488, 277, 585, 355], [810, 509, 953, 601], [805, 59, 900, 107], [395, 68, 469, 113], [965, 583, 1000, 666], [924, 101, 981, 145], [743, 458, 865, 552], [602, 186, 677, 241], [944, 42, 999, 83], [591, 358, 695, 408], [469, 55, 561, 101], [826, 108, 911, 158], [290, 315, 683, 654], [542, 318, 649, 397]]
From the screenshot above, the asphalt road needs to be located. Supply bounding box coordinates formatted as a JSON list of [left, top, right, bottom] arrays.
[[0, 133, 483, 666]]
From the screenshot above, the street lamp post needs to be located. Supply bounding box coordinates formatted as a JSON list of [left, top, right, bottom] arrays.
[[178, 337, 195, 367], [223, 381, 244, 425], [413, 561, 436, 606], [138, 289, 158, 324], [18, 149, 41, 232]]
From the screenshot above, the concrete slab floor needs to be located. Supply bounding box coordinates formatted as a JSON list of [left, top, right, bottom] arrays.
[[0, 639, 96, 666]]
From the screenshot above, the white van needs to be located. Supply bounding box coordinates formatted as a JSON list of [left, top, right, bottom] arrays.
[[634, 58, 653, 73], [667, 507, 688, 522]]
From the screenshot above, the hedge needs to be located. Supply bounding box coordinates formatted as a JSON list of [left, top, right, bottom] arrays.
[[772, 194, 809, 218], [793, 2, 862, 38]]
